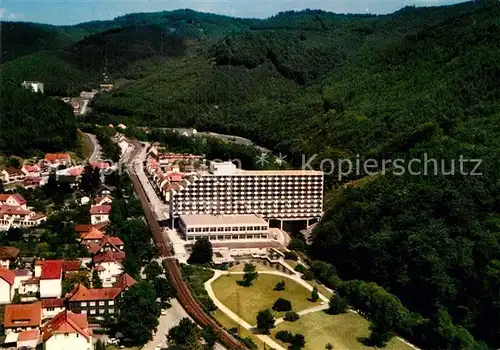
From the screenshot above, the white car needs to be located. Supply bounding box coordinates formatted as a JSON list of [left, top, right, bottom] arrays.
[[161, 309, 167, 315], [155, 345, 162, 350]]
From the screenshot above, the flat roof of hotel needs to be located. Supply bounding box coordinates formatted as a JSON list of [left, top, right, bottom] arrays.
[[235, 169, 323, 176], [180, 214, 268, 227]]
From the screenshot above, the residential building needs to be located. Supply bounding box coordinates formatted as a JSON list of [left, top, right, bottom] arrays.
[[93, 251, 125, 288], [42, 310, 93, 350], [90, 205, 112, 224], [17, 329, 40, 349], [0, 194, 27, 209], [39, 260, 63, 299], [179, 214, 270, 242], [44, 153, 71, 167], [19, 277, 40, 296], [0, 205, 47, 230], [74, 222, 108, 235], [22, 81, 44, 93], [14, 269, 32, 289], [0, 246, 20, 268], [21, 164, 41, 178], [4, 302, 42, 334], [1, 167, 26, 183], [23, 177, 46, 189], [67, 284, 121, 316], [0, 267, 16, 303], [169, 161, 324, 228], [41, 298, 65, 320]]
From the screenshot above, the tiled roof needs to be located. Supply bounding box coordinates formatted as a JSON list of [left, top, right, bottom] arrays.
[[113, 273, 137, 291], [4, 167, 24, 175], [18, 329, 40, 341], [0, 205, 32, 216], [90, 162, 110, 169], [41, 298, 64, 309], [103, 236, 124, 246], [68, 284, 121, 301], [93, 251, 126, 264], [67, 167, 84, 177], [44, 153, 70, 162], [62, 261, 81, 272], [81, 227, 105, 240], [0, 246, 20, 259], [42, 310, 92, 341], [40, 260, 62, 280], [0, 267, 15, 285], [94, 195, 112, 204], [23, 165, 40, 173], [4, 302, 42, 328], [90, 205, 112, 215], [11, 194, 27, 205]]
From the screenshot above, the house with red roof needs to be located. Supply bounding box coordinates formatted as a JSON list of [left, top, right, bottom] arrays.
[[42, 310, 92, 350], [93, 250, 126, 288], [41, 298, 65, 320], [44, 153, 71, 167], [39, 260, 63, 299], [0, 267, 16, 304], [4, 302, 42, 335], [23, 176, 46, 189], [21, 164, 41, 178], [90, 205, 112, 225], [0, 194, 27, 209], [66, 273, 136, 316], [17, 329, 40, 349]]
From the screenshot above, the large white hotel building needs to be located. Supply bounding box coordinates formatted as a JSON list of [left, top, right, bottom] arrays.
[[169, 162, 324, 228]]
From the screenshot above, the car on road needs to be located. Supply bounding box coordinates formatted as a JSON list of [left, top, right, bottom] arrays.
[[161, 309, 167, 315]]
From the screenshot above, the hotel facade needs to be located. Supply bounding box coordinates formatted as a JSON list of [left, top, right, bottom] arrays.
[[169, 162, 324, 227]]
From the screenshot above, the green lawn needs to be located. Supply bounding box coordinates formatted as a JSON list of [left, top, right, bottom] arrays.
[[211, 274, 319, 325], [271, 311, 414, 350], [213, 309, 266, 350]]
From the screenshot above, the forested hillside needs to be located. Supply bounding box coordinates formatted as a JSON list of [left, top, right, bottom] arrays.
[[0, 78, 77, 155], [87, 3, 500, 347], [2, 1, 500, 347]]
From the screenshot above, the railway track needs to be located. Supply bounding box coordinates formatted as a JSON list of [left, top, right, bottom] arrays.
[[125, 140, 244, 350]]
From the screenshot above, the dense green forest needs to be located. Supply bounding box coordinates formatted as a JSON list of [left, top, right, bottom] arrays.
[[2, 1, 500, 347], [0, 78, 77, 155]]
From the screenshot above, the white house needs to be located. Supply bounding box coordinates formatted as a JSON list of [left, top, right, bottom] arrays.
[[90, 205, 112, 225], [14, 269, 32, 289], [0, 268, 15, 304], [95, 259, 123, 288], [21, 164, 41, 178], [39, 261, 62, 299], [42, 310, 93, 350], [41, 298, 65, 320], [19, 277, 40, 296], [1, 168, 26, 183], [4, 302, 42, 335]]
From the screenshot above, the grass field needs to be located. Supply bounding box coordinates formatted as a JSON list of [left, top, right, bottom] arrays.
[[211, 274, 319, 325], [271, 311, 414, 350], [213, 309, 266, 350]]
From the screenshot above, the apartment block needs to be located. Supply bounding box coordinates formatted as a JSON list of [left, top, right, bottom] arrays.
[[170, 162, 324, 224]]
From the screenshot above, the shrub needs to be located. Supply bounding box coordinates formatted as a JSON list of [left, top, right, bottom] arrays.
[[294, 264, 307, 274], [229, 327, 238, 334], [273, 298, 292, 312], [284, 251, 298, 261], [328, 294, 348, 315], [242, 337, 258, 350], [291, 333, 306, 348], [276, 330, 294, 343], [326, 343, 333, 349], [311, 286, 319, 302], [274, 280, 286, 291], [302, 270, 314, 281], [284, 311, 300, 322]]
